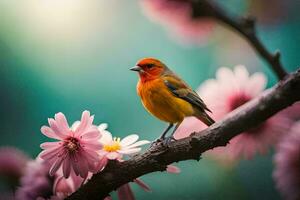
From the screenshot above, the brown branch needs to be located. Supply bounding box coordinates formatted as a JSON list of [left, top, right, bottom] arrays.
[[67, 69, 300, 200], [190, 0, 288, 80], [66, 1, 295, 199]]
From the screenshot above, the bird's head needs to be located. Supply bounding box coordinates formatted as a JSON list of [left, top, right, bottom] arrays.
[[130, 58, 167, 82]]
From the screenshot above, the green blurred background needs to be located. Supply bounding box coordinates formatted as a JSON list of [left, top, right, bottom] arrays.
[[0, 0, 299, 199]]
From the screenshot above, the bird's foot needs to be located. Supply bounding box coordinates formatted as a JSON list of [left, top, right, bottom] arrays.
[[162, 136, 177, 147], [150, 138, 163, 148]]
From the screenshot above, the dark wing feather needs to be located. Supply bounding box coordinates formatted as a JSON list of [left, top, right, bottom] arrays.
[[163, 75, 212, 113]]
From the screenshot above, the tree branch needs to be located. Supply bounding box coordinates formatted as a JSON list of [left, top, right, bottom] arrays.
[[190, 0, 288, 80], [66, 1, 295, 199], [67, 69, 300, 200]]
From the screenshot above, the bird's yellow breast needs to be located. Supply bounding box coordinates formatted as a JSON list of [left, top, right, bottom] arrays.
[[137, 79, 194, 123]]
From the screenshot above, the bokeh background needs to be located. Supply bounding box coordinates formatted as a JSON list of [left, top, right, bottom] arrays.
[[0, 0, 299, 199]]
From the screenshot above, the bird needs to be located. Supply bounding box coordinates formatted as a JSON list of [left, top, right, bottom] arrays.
[[130, 58, 215, 144]]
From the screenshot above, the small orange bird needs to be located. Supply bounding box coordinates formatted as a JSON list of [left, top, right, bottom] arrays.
[[130, 58, 215, 143]]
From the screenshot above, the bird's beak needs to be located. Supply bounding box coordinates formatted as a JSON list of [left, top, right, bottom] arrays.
[[130, 65, 142, 72]]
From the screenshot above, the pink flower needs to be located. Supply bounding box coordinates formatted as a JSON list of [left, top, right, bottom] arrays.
[[98, 126, 150, 164], [281, 102, 300, 121], [16, 158, 54, 200], [273, 121, 300, 200], [141, 0, 215, 45], [53, 170, 89, 199], [0, 147, 29, 187], [175, 66, 292, 161], [38, 111, 103, 179]]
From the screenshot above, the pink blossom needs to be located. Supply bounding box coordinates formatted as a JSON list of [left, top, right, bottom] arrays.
[[53, 169, 90, 199], [141, 0, 215, 45], [38, 111, 103, 179], [281, 102, 300, 121], [175, 66, 292, 161], [0, 147, 29, 187], [25, 157, 93, 199], [273, 121, 300, 200], [16, 158, 54, 200]]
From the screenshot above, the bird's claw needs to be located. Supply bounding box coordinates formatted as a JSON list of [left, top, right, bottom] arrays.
[[162, 136, 176, 147], [150, 136, 176, 148], [150, 138, 163, 148]]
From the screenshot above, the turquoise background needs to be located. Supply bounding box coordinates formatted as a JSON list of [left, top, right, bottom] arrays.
[[0, 0, 299, 199]]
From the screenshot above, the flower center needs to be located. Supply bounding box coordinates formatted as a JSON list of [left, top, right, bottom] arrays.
[[64, 137, 80, 152], [103, 137, 121, 152], [228, 93, 251, 111]]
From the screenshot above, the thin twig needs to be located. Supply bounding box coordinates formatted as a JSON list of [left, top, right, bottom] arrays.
[[190, 0, 288, 80], [67, 69, 300, 200]]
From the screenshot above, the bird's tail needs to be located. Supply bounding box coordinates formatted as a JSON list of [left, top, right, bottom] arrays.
[[196, 112, 215, 126]]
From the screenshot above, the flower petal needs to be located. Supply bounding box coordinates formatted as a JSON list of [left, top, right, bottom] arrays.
[[216, 67, 234, 84], [48, 118, 68, 139], [49, 156, 64, 176], [82, 148, 100, 162], [76, 154, 88, 178], [118, 148, 141, 155], [41, 126, 62, 140], [82, 141, 103, 151], [71, 171, 86, 190], [134, 178, 151, 192], [71, 121, 80, 131], [98, 123, 108, 131], [54, 112, 70, 133], [81, 129, 101, 140], [120, 135, 139, 147], [70, 155, 80, 176], [38, 146, 63, 161], [106, 152, 121, 160], [40, 141, 62, 150], [166, 165, 181, 174], [124, 140, 150, 149], [117, 184, 135, 200], [246, 72, 267, 96], [99, 131, 113, 144], [234, 65, 249, 86], [63, 156, 71, 178], [75, 111, 91, 137], [94, 157, 108, 172]]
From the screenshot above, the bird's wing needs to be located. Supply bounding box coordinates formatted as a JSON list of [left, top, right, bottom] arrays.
[[163, 75, 212, 113]]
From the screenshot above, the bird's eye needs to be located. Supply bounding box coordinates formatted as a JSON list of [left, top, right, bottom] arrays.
[[147, 64, 154, 69]]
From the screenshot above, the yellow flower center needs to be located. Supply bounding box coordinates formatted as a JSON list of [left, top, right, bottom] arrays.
[[103, 137, 121, 152]]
